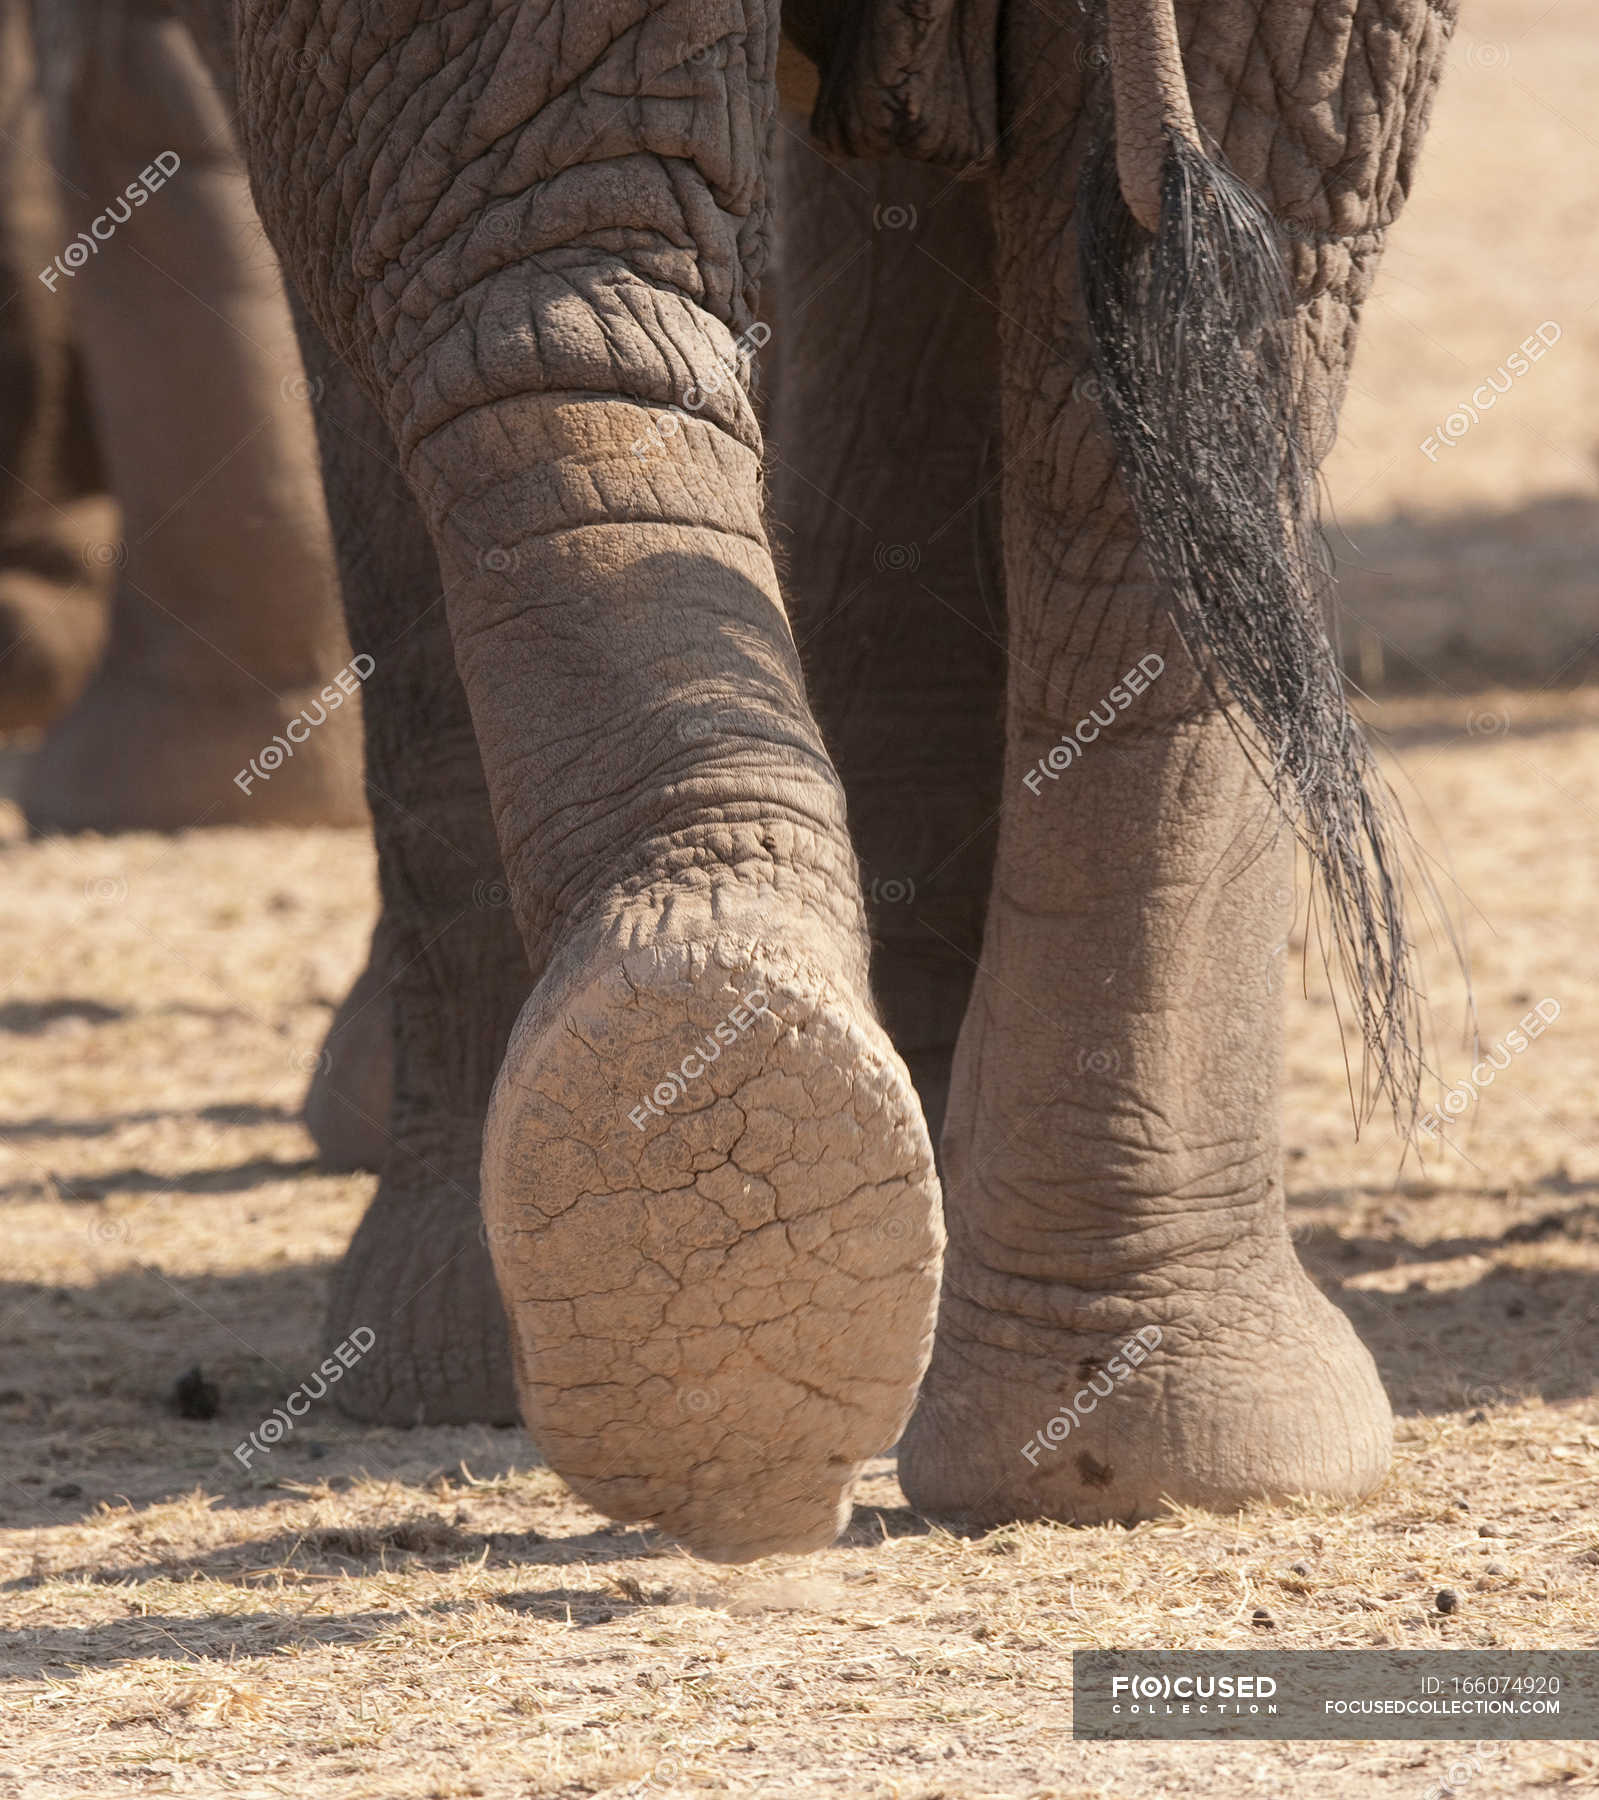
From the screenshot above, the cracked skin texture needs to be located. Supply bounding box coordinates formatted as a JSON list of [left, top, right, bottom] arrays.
[[484, 927, 941, 1562], [212, 0, 1458, 1553]]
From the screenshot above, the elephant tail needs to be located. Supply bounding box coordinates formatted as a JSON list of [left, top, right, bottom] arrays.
[[1080, 0, 1428, 1130]]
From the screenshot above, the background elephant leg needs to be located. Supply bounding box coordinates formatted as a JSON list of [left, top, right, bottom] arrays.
[[289, 304, 527, 1424], [22, 0, 363, 831], [0, 0, 113, 730], [771, 129, 1004, 1148], [899, 1, 1455, 1525], [302, 906, 395, 1176]]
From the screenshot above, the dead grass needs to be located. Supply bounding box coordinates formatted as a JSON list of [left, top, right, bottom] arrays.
[[2, 686, 1595, 1800]]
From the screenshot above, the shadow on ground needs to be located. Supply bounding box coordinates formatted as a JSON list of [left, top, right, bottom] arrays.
[[1333, 494, 1599, 692], [1, 1516, 658, 1600], [0, 1101, 300, 1141]]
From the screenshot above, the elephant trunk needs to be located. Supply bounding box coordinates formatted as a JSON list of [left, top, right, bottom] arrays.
[[1082, 0, 1427, 1129]]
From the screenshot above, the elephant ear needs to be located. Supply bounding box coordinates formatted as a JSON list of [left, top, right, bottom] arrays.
[[784, 0, 1001, 168]]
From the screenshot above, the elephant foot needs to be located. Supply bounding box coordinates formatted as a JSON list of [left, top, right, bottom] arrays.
[[898, 1240, 1392, 1527], [305, 936, 395, 1173], [22, 661, 367, 832], [324, 1158, 520, 1426], [0, 559, 110, 733], [481, 918, 943, 1562]]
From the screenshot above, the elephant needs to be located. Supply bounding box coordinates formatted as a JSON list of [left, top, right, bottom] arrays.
[[0, 0, 116, 729], [0, 0, 367, 832], [102, 0, 1458, 1560], [2, 0, 398, 1167]]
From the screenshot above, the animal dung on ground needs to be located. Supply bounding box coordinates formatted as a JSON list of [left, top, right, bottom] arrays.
[[170, 1365, 221, 1420]]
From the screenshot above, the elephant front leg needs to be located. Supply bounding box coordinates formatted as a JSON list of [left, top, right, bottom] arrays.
[[0, 0, 114, 734]]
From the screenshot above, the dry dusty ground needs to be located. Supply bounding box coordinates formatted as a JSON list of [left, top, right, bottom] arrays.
[[1326, 0, 1599, 686], [3, 682, 1597, 1800], [4, 1, 1599, 1797]]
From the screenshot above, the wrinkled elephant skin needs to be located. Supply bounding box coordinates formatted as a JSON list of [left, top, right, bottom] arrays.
[[179, 0, 1463, 1554]]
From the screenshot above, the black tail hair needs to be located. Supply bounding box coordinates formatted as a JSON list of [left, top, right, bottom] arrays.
[[1078, 127, 1424, 1128]]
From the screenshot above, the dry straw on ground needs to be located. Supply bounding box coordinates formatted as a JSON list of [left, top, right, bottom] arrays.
[[2, 687, 1596, 1800]]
